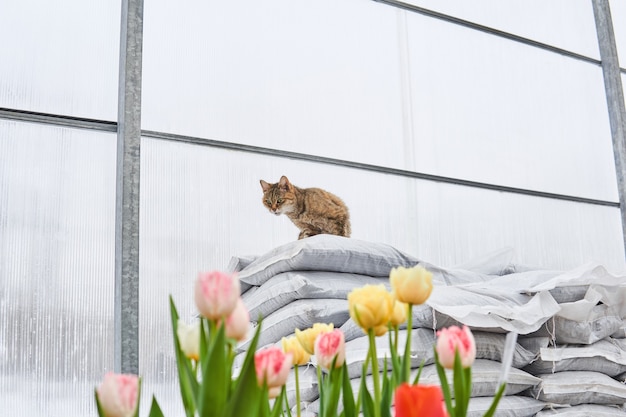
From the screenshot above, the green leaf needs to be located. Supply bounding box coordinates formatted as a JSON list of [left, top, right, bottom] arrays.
[[434, 349, 454, 417], [147, 395, 165, 417], [94, 388, 105, 417], [198, 322, 229, 417], [270, 386, 288, 417], [169, 296, 198, 417], [322, 362, 343, 417], [482, 383, 506, 417], [341, 362, 356, 417], [359, 374, 375, 417], [222, 319, 265, 417], [411, 360, 424, 385], [453, 351, 467, 417]]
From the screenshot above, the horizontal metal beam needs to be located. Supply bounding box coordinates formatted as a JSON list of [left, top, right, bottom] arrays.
[[0, 107, 117, 132], [0, 107, 620, 210], [373, 0, 610, 68], [143, 130, 620, 208]]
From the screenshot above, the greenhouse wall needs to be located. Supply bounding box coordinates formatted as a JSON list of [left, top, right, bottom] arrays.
[[1, 0, 625, 416]]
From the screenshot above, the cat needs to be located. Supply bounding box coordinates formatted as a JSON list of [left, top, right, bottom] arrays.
[[260, 175, 351, 240]]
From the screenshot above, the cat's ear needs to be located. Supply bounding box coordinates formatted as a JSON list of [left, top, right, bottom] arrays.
[[260, 180, 271, 192], [278, 176, 290, 190]]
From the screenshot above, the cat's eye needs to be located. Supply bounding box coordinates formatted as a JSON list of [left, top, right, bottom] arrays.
[[265, 199, 271, 205], [277, 199, 283, 204]]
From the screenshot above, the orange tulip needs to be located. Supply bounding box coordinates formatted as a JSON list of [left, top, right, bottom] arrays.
[[394, 383, 449, 417]]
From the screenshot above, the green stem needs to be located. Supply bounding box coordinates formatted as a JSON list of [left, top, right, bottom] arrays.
[[368, 328, 381, 417], [295, 365, 301, 417], [403, 303, 413, 383]]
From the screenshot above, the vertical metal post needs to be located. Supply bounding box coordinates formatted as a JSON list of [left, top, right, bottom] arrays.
[[593, 0, 626, 259], [115, 0, 143, 374]]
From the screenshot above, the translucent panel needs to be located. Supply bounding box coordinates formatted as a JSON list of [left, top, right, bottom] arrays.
[[139, 138, 625, 411], [405, 13, 618, 202], [142, 0, 406, 168], [0, 1, 120, 120], [404, 0, 600, 59], [143, 0, 616, 203], [611, 0, 626, 63], [0, 121, 116, 416]]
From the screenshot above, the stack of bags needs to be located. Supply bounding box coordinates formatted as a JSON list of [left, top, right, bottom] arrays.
[[230, 235, 626, 416]]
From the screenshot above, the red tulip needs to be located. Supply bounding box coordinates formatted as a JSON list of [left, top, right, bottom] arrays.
[[394, 383, 449, 417]]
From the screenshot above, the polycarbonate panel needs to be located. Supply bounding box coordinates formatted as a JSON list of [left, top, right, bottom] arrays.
[[142, 0, 406, 168], [611, 0, 626, 62], [143, 0, 616, 203], [0, 1, 120, 120], [404, 0, 600, 59], [139, 137, 625, 412], [0, 121, 116, 416], [405, 12, 618, 202]]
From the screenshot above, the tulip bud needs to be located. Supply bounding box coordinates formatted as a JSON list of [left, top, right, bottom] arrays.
[[389, 300, 408, 327], [390, 265, 433, 305], [194, 271, 240, 320], [436, 325, 476, 369], [314, 329, 345, 370], [282, 336, 311, 366], [394, 383, 448, 417], [96, 372, 139, 417], [347, 284, 394, 334], [295, 323, 334, 355], [176, 320, 200, 361], [255, 346, 292, 389], [223, 298, 250, 341]]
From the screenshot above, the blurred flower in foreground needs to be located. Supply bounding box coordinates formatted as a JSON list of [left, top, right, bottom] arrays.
[[348, 284, 393, 336], [255, 346, 292, 398], [314, 329, 346, 370], [295, 322, 334, 355], [390, 265, 433, 306], [223, 298, 250, 341], [194, 270, 241, 320], [394, 383, 448, 417], [282, 335, 311, 366], [389, 300, 408, 327], [176, 320, 200, 361], [436, 325, 476, 369], [96, 372, 139, 417]]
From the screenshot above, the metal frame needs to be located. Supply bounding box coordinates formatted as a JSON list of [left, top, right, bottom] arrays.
[[593, 0, 626, 258], [115, 0, 144, 374], [0, 0, 625, 375]]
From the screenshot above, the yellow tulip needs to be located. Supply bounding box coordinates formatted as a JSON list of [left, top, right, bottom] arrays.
[[390, 265, 433, 305], [282, 336, 311, 366], [389, 300, 408, 327], [347, 284, 394, 334], [295, 323, 334, 355]]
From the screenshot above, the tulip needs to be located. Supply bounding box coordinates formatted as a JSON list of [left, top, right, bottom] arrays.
[[223, 298, 250, 341], [436, 325, 476, 369], [314, 329, 345, 370], [176, 320, 200, 361], [194, 270, 241, 320], [347, 284, 394, 334], [389, 300, 408, 327], [255, 346, 293, 390], [282, 336, 311, 366], [96, 372, 139, 417], [390, 265, 433, 306], [295, 323, 334, 355], [394, 383, 449, 417]]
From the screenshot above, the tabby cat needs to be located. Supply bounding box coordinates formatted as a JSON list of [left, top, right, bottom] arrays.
[[260, 175, 351, 240]]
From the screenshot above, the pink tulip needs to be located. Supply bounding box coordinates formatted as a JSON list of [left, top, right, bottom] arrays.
[[194, 271, 241, 320], [435, 325, 476, 369], [96, 372, 139, 417], [314, 329, 345, 370], [223, 298, 250, 341], [255, 346, 293, 389]]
